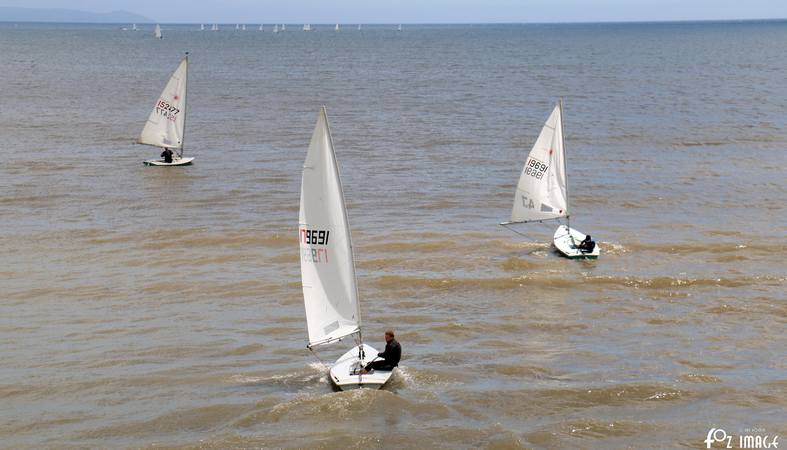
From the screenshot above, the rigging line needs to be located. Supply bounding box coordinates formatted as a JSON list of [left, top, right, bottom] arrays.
[[308, 347, 330, 371], [500, 223, 532, 239]]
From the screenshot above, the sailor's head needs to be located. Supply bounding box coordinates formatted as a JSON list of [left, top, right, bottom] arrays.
[[384, 330, 395, 343], [585, 235, 591, 241]]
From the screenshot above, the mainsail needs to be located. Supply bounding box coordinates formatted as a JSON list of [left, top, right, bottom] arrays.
[[509, 103, 568, 223], [138, 56, 188, 152], [299, 107, 361, 348], [154, 24, 162, 39]]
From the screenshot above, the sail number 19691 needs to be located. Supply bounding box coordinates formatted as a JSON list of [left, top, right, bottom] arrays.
[[525, 157, 548, 180]]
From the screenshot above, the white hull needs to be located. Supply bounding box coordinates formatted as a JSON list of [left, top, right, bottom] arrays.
[[143, 156, 194, 166], [329, 344, 394, 390], [553, 224, 599, 259]]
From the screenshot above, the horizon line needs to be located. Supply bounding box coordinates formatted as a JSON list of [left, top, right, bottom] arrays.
[[2, 18, 786, 25]]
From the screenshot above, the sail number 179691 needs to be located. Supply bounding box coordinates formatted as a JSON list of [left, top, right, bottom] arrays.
[[299, 229, 330, 246]]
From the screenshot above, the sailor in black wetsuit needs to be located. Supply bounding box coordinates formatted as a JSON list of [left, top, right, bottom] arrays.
[[362, 330, 401, 373], [578, 235, 596, 253], [161, 148, 174, 163]]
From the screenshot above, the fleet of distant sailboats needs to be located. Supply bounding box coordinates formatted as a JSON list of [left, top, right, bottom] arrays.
[[124, 22, 410, 35]]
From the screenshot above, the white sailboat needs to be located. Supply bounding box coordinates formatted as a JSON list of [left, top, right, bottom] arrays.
[[501, 101, 599, 259], [358, 24, 362, 31], [154, 24, 162, 39], [235, 24, 240, 30], [303, 24, 312, 31], [132, 23, 138, 31], [212, 24, 218, 31], [335, 23, 340, 31], [259, 24, 263, 31], [139, 54, 193, 166], [242, 24, 246, 31], [300, 107, 394, 390], [200, 24, 205, 31], [281, 24, 286, 31], [273, 24, 279, 33], [398, 24, 402, 31]]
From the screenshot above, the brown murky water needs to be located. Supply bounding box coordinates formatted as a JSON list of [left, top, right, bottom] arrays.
[[1, 22, 785, 448]]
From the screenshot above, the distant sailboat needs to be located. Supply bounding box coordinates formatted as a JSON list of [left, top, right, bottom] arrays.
[[259, 24, 263, 31], [335, 23, 340, 31], [132, 23, 138, 31], [242, 24, 246, 31], [139, 54, 193, 167], [235, 24, 240, 30], [303, 24, 312, 31], [358, 24, 361, 31], [299, 107, 395, 390], [500, 101, 599, 258], [200, 24, 205, 31], [281, 24, 286, 31], [397, 24, 402, 32], [212, 24, 218, 31], [154, 24, 162, 39], [273, 24, 279, 33]]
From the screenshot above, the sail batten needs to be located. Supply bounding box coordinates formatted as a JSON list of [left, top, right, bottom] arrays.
[[509, 104, 568, 223], [300, 107, 362, 348], [138, 56, 188, 151]]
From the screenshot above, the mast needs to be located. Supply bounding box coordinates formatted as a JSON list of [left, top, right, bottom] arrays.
[[559, 98, 572, 239], [180, 52, 189, 158], [322, 106, 363, 348]]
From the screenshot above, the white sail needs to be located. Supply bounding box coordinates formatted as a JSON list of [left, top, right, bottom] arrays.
[[132, 23, 138, 31], [358, 24, 361, 30], [398, 24, 402, 31], [299, 107, 361, 347], [138, 56, 188, 151], [303, 24, 311, 31], [509, 103, 568, 223], [200, 24, 205, 31], [335, 23, 340, 31], [213, 24, 218, 31], [281, 24, 286, 31], [273, 24, 279, 33], [242, 24, 246, 31], [235, 24, 240, 30], [154, 24, 162, 39], [259, 24, 263, 31]]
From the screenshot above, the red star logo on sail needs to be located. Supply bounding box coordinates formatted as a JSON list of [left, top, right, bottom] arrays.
[[549, 148, 553, 155], [173, 95, 179, 101]]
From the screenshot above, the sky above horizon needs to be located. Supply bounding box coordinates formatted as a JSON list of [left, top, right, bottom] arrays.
[[2, 0, 786, 23]]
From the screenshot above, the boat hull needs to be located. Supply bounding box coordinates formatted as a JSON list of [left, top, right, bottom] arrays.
[[329, 343, 394, 390], [143, 157, 194, 166], [553, 224, 600, 259]]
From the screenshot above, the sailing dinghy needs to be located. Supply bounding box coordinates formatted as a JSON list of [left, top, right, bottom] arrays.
[[154, 24, 162, 39], [299, 107, 394, 390], [501, 101, 599, 259], [139, 54, 193, 166]]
